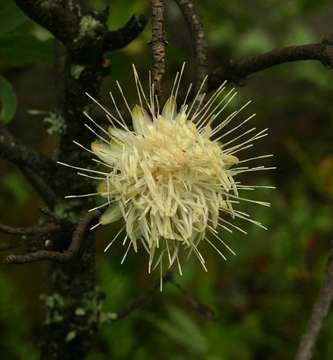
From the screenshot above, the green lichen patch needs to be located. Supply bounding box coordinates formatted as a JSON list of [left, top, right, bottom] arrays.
[[77, 15, 103, 40], [44, 112, 66, 135], [71, 65, 85, 79]]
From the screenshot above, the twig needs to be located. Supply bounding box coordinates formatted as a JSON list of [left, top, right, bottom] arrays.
[[20, 167, 57, 208], [208, 37, 333, 89], [13, 0, 81, 46], [0, 124, 57, 207], [171, 280, 215, 321], [0, 223, 60, 236], [151, 0, 166, 98], [175, 0, 207, 90], [2, 211, 99, 264], [113, 274, 215, 323], [0, 125, 57, 184], [14, 1, 146, 59], [103, 15, 147, 51], [295, 252, 333, 360], [113, 272, 173, 321]]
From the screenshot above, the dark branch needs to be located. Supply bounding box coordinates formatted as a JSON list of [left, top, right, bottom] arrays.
[[171, 280, 215, 321], [4, 250, 70, 264], [0, 125, 57, 182], [113, 274, 215, 323], [209, 37, 333, 89], [20, 167, 57, 208], [151, 0, 166, 98], [0, 124, 57, 206], [295, 248, 333, 360], [103, 15, 147, 51], [175, 0, 207, 90], [0, 223, 60, 236], [14, 1, 147, 63], [2, 211, 99, 264], [13, 0, 81, 45], [114, 272, 173, 321]]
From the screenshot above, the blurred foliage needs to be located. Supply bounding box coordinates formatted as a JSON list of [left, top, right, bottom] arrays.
[[0, 1, 54, 66], [1, 0, 333, 359], [0, 172, 31, 206], [0, 76, 16, 123], [0, 271, 38, 359], [85, 184, 333, 360]]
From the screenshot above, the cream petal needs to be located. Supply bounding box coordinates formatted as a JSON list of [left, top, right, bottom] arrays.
[[223, 154, 239, 168], [131, 105, 152, 135], [108, 127, 129, 142], [100, 203, 122, 225], [162, 96, 177, 121], [174, 108, 187, 124], [91, 141, 115, 164], [97, 180, 115, 198], [201, 125, 212, 138]]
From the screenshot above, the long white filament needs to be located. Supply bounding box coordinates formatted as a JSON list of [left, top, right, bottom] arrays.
[[59, 64, 273, 288]]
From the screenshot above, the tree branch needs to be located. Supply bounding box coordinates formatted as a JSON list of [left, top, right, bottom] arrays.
[[0, 125, 57, 181], [103, 15, 147, 51], [0, 223, 60, 236], [0, 124, 57, 206], [151, 0, 166, 98], [0, 221, 61, 253], [295, 248, 333, 360], [13, 0, 81, 46], [171, 280, 215, 321], [2, 211, 99, 264], [20, 167, 57, 208], [13, 1, 147, 65], [113, 272, 173, 321], [208, 37, 333, 89], [112, 274, 215, 323], [175, 0, 207, 90]]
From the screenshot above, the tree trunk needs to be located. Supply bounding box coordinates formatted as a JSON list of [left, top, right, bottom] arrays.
[[39, 41, 105, 359], [40, 237, 99, 360]]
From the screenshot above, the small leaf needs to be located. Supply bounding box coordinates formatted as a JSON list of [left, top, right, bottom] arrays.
[[168, 306, 208, 353], [0, 76, 17, 124], [150, 307, 208, 355]]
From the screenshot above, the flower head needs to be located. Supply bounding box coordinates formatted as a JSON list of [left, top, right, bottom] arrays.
[[59, 64, 274, 289]]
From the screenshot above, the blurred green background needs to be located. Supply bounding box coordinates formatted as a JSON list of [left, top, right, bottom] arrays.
[[1, 0, 333, 359]]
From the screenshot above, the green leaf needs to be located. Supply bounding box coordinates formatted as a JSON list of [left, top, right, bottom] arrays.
[[0, 36, 55, 66], [151, 307, 208, 355], [0, 76, 17, 124], [0, 173, 30, 206], [0, 0, 29, 34]]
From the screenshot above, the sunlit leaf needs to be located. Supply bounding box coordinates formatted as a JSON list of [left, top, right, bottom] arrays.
[[0, 173, 30, 205], [0, 76, 17, 124], [152, 307, 208, 355]]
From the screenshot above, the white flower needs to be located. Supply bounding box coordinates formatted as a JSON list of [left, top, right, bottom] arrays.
[[59, 64, 274, 289]]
